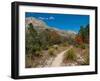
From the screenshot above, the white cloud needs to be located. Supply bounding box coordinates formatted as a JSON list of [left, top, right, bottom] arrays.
[[38, 16, 55, 20], [38, 17, 45, 20]]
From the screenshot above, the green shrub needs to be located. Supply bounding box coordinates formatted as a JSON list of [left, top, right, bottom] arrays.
[[34, 51, 43, 57], [48, 48, 55, 56], [65, 48, 76, 61], [62, 42, 68, 47], [80, 44, 86, 49], [76, 44, 86, 49], [75, 44, 79, 48]]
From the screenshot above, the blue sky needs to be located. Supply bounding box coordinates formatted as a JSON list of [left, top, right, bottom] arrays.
[[26, 12, 89, 32]]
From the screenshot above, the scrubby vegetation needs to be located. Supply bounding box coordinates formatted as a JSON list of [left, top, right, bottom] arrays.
[[25, 17, 89, 68], [75, 24, 89, 45], [82, 49, 89, 65], [48, 48, 55, 56], [26, 23, 68, 55], [64, 48, 77, 61]]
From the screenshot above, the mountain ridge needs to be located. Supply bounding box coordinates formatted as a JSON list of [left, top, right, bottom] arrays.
[[25, 17, 76, 39]]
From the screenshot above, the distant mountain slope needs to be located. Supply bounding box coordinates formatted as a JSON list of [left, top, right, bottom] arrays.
[[25, 17, 76, 39], [25, 17, 48, 29]]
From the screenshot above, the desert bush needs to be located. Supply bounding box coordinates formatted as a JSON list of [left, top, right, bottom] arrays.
[[75, 44, 79, 48], [82, 49, 89, 65], [62, 42, 68, 47], [80, 44, 86, 49], [82, 56, 89, 65], [76, 44, 86, 49], [64, 48, 76, 61], [34, 51, 43, 57], [48, 48, 55, 56], [52, 45, 59, 50]]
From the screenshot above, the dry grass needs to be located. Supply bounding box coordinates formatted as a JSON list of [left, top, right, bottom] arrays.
[[82, 49, 89, 65], [64, 48, 77, 61]]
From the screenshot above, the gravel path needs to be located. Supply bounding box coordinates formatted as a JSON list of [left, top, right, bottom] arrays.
[[51, 46, 73, 67]]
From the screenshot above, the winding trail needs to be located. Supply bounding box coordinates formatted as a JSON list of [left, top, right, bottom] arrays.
[[51, 46, 73, 67]]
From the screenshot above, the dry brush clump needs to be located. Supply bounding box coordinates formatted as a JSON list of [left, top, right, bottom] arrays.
[[64, 48, 77, 62], [82, 49, 89, 65], [48, 48, 56, 56], [33, 51, 43, 57]]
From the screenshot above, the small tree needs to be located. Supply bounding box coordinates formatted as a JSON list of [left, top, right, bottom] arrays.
[[75, 35, 83, 45]]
